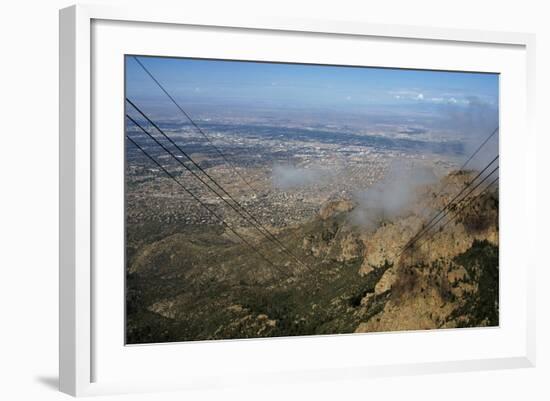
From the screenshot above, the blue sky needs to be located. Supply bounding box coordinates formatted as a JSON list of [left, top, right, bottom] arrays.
[[126, 55, 498, 113]]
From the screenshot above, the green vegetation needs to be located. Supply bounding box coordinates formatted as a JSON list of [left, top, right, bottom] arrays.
[[126, 252, 390, 342], [449, 239, 499, 327], [348, 260, 391, 307]]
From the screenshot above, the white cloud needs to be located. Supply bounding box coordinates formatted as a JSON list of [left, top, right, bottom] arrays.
[[389, 90, 479, 105]]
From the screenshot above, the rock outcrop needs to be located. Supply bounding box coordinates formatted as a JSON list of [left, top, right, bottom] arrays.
[[337, 232, 365, 262], [318, 199, 355, 220]]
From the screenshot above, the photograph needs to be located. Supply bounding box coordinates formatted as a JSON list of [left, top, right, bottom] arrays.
[[124, 55, 499, 344]]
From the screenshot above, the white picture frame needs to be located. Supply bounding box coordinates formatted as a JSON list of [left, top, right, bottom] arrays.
[[59, 4, 536, 397]]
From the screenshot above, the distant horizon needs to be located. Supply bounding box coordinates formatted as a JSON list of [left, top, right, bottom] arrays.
[[125, 54, 499, 169], [126, 56, 498, 136]]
